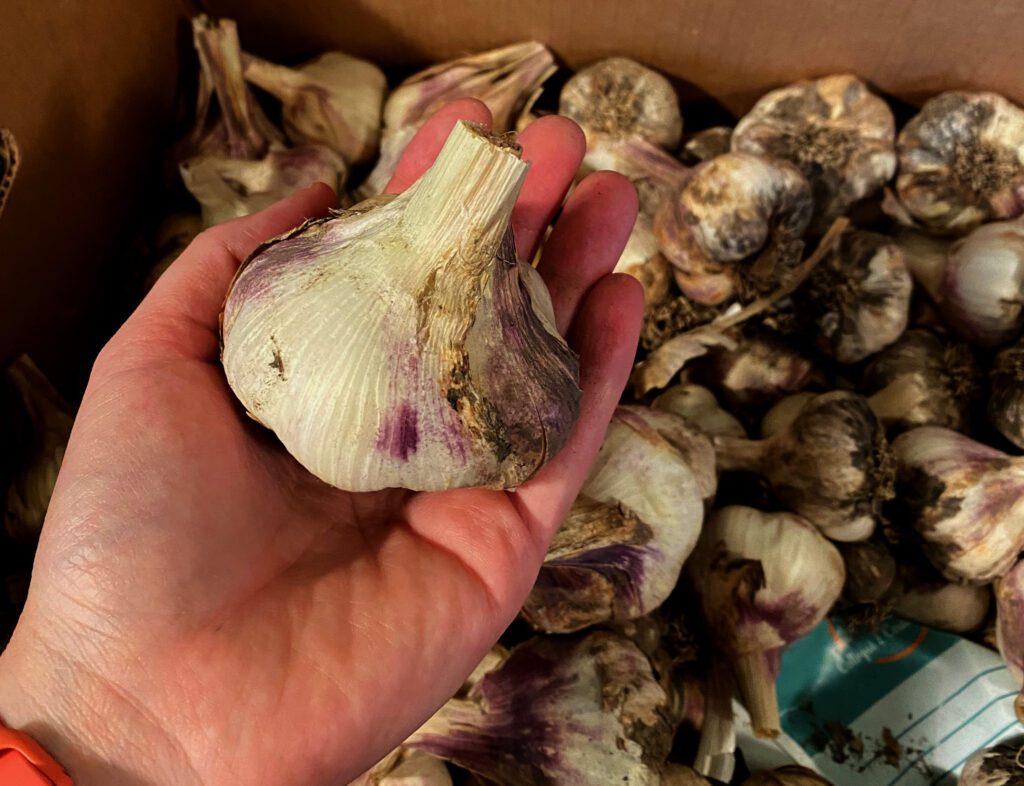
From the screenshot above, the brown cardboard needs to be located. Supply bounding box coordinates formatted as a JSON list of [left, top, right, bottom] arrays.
[[5, 0, 1024, 366]]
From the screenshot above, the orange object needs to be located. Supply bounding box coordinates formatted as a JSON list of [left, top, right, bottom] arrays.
[[0, 726, 72, 785]]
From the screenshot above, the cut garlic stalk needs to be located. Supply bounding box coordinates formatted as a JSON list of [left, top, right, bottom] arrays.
[[360, 42, 555, 196], [732, 74, 896, 230], [688, 506, 844, 737], [896, 91, 1024, 235], [222, 122, 580, 491]]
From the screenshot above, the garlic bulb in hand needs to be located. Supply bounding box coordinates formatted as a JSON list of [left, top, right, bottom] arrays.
[[654, 153, 813, 305], [522, 406, 708, 633], [680, 126, 733, 166], [959, 738, 1024, 785], [894, 427, 1024, 582], [732, 74, 896, 230], [652, 383, 746, 438], [4, 356, 74, 544], [242, 51, 386, 165], [896, 91, 1024, 235], [991, 337, 1024, 448], [996, 561, 1024, 722], [408, 632, 673, 786], [863, 328, 978, 432], [222, 122, 580, 491], [795, 229, 912, 363], [180, 16, 345, 227], [360, 42, 554, 197], [688, 506, 844, 737], [715, 391, 893, 541]]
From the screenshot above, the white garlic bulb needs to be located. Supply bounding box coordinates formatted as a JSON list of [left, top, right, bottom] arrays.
[[896, 91, 1024, 235], [222, 122, 580, 492], [654, 153, 813, 305], [733, 74, 896, 230]]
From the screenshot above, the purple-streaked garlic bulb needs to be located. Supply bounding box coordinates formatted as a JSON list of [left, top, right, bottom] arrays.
[[221, 122, 580, 491], [959, 738, 1024, 785], [360, 42, 555, 196], [179, 16, 346, 227], [715, 392, 893, 541], [522, 407, 709, 633], [996, 561, 1024, 723], [862, 328, 979, 432], [654, 153, 813, 305], [991, 337, 1024, 449], [795, 229, 912, 363], [894, 427, 1024, 583], [896, 91, 1024, 235], [732, 74, 896, 231], [242, 50, 386, 166], [408, 632, 673, 786], [652, 383, 747, 438], [688, 506, 844, 737]]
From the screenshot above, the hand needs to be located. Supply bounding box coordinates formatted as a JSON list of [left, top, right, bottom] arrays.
[[0, 100, 642, 785]]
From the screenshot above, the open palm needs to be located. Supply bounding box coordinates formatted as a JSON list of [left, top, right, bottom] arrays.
[[0, 100, 642, 785]]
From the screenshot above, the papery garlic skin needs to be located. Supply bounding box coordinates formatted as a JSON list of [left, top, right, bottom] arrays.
[[653, 383, 746, 438], [222, 122, 580, 492], [996, 560, 1024, 723], [360, 42, 555, 196], [242, 51, 386, 166], [896, 91, 1024, 235], [894, 427, 1024, 583], [959, 739, 1024, 785], [654, 153, 813, 305], [733, 74, 896, 230], [797, 229, 912, 363], [688, 506, 844, 737], [991, 338, 1024, 448], [408, 632, 673, 786], [522, 407, 708, 633]]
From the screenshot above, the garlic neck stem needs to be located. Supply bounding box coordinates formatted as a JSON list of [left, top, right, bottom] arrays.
[[241, 53, 303, 100], [402, 123, 529, 268], [733, 651, 781, 738], [713, 435, 768, 473]]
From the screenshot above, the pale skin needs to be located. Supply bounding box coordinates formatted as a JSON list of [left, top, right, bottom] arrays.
[[0, 100, 642, 784]]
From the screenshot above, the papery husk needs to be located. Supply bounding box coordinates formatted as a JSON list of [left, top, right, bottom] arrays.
[[4, 356, 74, 544], [408, 632, 673, 786], [359, 42, 555, 197]]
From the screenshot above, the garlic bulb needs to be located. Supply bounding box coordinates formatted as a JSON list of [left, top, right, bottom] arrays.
[[838, 540, 897, 605], [350, 750, 452, 786], [743, 766, 834, 786], [654, 153, 813, 305], [959, 739, 1024, 785], [996, 560, 1024, 722], [692, 331, 817, 411], [862, 328, 978, 432], [715, 391, 893, 541], [180, 16, 345, 227], [991, 338, 1024, 448], [145, 213, 203, 289], [4, 356, 74, 544], [688, 506, 844, 737], [221, 122, 580, 492], [896, 91, 1024, 235], [663, 765, 713, 785], [732, 74, 896, 230], [242, 50, 386, 165], [522, 407, 707, 633], [360, 42, 555, 196], [652, 383, 746, 438], [680, 126, 733, 166], [795, 229, 912, 363], [893, 571, 990, 634], [893, 427, 1024, 582], [0, 127, 18, 219], [408, 632, 673, 785]]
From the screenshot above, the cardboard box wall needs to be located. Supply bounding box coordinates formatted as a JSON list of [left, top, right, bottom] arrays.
[[3, 0, 1023, 377]]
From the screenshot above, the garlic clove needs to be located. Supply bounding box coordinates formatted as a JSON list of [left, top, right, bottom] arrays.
[[838, 540, 897, 605], [863, 328, 979, 432], [145, 213, 204, 289], [359, 42, 555, 197], [732, 74, 896, 231], [242, 50, 387, 166], [221, 122, 580, 492], [715, 391, 893, 542], [652, 382, 747, 438], [662, 764, 713, 785], [560, 57, 683, 150], [991, 338, 1024, 448], [521, 406, 707, 633], [795, 229, 912, 363], [350, 749, 452, 786], [893, 427, 1024, 583], [654, 153, 813, 305], [680, 126, 733, 166], [996, 560, 1024, 722], [896, 91, 1024, 235], [959, 739, 1024, 785], [687, 506, 845, 737], [4, 356, 74, 544], [742, 766, 834, 786], [893, 572, 990, 634], [0, 128, 19, 220], [407, 632, 673, 786]]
